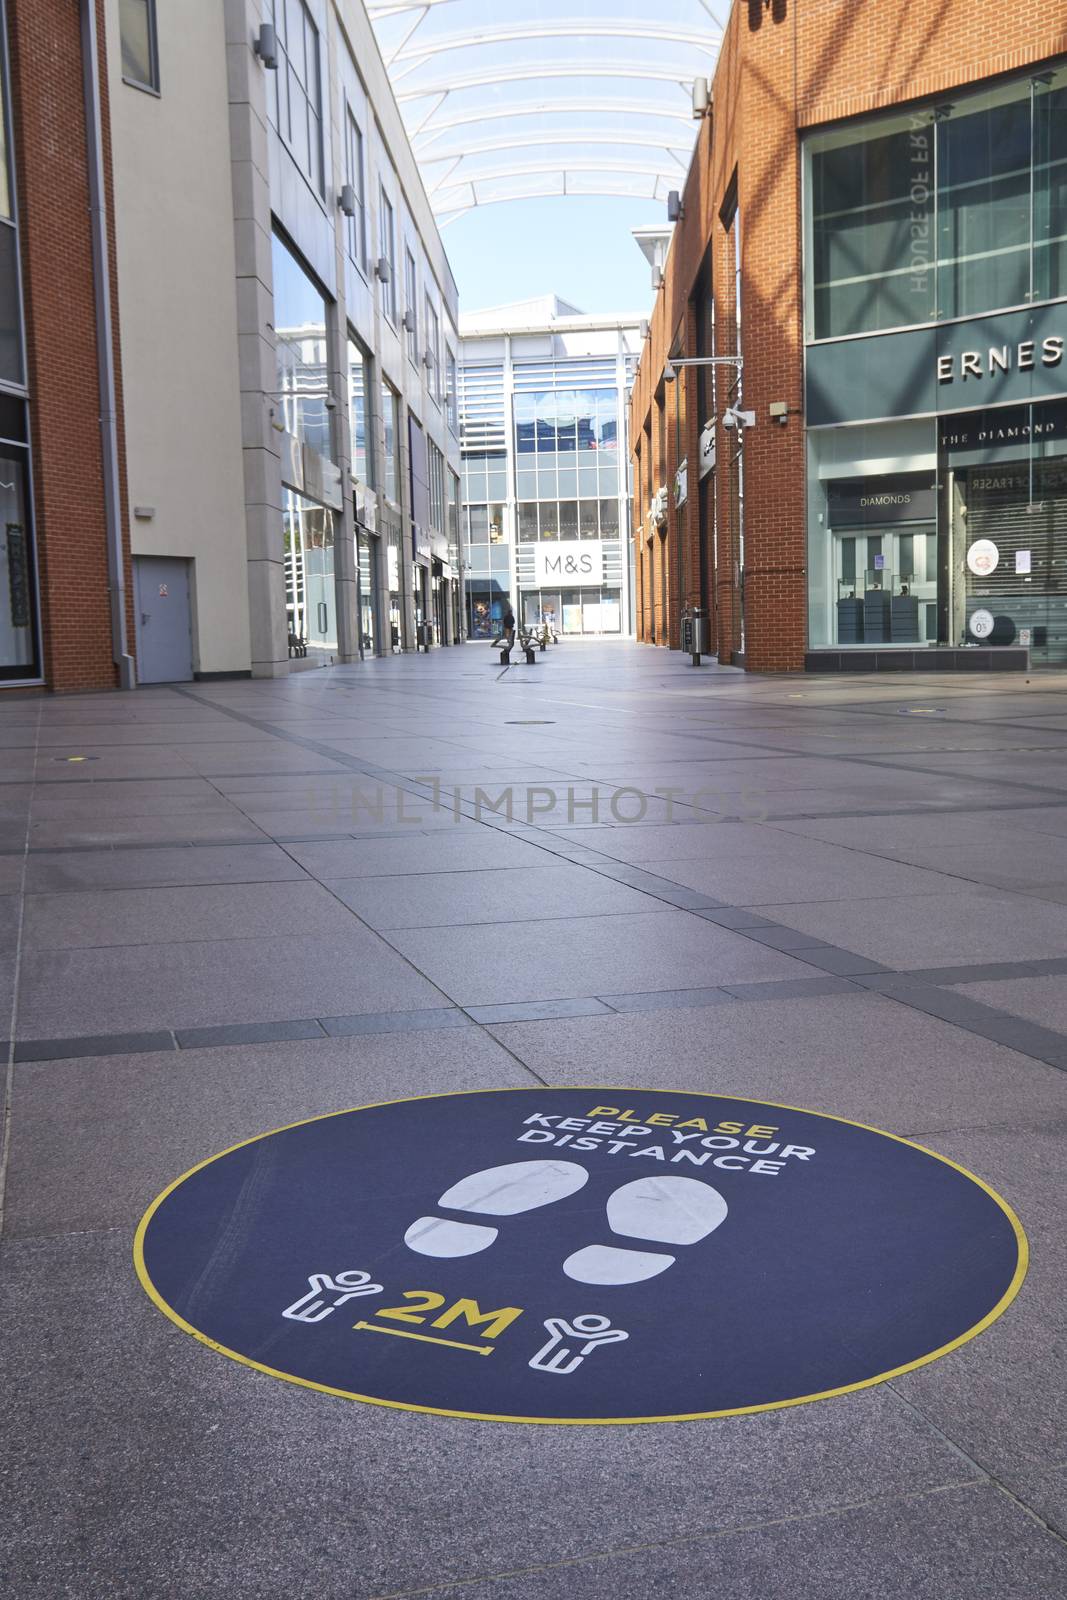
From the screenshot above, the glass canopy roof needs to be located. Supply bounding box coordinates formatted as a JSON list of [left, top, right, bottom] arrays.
[[367, 0, 725, 224]]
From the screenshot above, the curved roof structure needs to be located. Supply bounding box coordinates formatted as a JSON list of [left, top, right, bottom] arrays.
[[367, 0, 725, 224]]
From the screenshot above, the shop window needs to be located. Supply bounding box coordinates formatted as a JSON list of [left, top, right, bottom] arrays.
[[938, 81, 1032, 321], [380, 379, 399, 502], [0, 448, 37, 678], [272, 233, 330, 460], [559, 501, 579, 540], [539, 504, 559, 540], [347, 339, 372, 487], [579, 501, 599, 539], [599, 498, 620, 538], [518, 503, 538, 542]]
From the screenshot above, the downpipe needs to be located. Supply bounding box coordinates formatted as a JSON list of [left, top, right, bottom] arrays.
[[80, 0, 135, 689]]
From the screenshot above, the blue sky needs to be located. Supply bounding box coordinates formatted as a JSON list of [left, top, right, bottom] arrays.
[[445, 194, 660, 315]]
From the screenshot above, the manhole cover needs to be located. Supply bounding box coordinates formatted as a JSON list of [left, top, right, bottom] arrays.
[[136, 1087, 1025, 1425], [897, 708, 946, 717], [53, 755, 99, 763]]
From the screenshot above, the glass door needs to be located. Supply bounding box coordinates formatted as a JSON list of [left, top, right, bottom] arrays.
[[832, 525, 936, 645]]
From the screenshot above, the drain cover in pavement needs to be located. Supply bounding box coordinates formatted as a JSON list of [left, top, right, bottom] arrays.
[[505, 720, 555, 724], [136, 1088, 1025, 1424]]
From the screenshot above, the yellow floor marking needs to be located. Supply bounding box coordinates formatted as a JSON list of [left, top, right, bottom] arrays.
[[353, 1320, 493, 1355]]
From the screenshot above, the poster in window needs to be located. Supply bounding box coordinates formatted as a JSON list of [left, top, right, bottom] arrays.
[[6, 523, 29, 628]]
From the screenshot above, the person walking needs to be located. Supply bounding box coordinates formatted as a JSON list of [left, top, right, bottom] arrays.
[[501, 598, 516, 652]]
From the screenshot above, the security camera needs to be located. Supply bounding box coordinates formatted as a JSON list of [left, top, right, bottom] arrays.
[[663, 361, 677, 384], [722, 406, 755, 430]]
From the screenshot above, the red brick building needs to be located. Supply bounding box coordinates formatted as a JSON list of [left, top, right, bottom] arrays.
[[1, 0, 134, 692], [631, 1, 1067, 672]]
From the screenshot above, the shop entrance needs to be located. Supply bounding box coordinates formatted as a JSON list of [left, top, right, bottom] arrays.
[[948, 461, 1067, 664], [831, 526, 937, 645]]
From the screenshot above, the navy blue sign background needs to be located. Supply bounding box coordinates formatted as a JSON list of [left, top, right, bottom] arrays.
[[135, 1089, 1026, 1423]]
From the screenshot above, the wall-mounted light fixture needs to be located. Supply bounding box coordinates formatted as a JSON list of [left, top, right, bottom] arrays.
[[639, 320, 650, 341], [692, 77, 710, 119], [667, 190, 684, 223], [254, 23, 278, 69], [402, 309, 415, 333], [339, 184, 357, 218], [376, 257, 391, 283]]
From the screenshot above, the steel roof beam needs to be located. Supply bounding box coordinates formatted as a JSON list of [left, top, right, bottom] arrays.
[[395, 63, 707, 101]]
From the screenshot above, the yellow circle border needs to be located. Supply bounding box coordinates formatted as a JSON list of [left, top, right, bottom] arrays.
[[133, 1086, 1028, 1426]]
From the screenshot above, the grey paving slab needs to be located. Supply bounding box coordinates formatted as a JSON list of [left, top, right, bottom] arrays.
[[0, 1230, 983, 1600], [26, 811, 267, 849], [14, 927, 447, 1038], [175, 1018, 326, 1048], [487, 993, 1067, 1135], [21, 842, 310, 893], [416, 1484, 1067, 1600], [0, 891, 18, 955], [289, 829, 552, 879], [892, 1127, 1067, 1480], [3, 1028, 531, 1238], [328, 863, 665, 930], [0, 855, 23, 893], [21, 880, 362, 949], [753, 888, 1067, 967], [383, 910, 814, 1007]]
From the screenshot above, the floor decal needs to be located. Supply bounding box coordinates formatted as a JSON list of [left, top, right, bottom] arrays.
[[135, 1088, 1027, 1424]]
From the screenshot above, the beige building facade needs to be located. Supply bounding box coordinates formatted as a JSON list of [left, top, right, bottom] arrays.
[[105, 0, 462, 681]]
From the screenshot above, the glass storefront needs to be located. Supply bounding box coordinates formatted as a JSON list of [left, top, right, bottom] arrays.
[[0, 441, 35, 676], [807, 403, 1067, 664], [358, 531, 377, 655], [283, 489, 335, 653], [272, 232, 330, 457], [804, 65, 1067, 666]]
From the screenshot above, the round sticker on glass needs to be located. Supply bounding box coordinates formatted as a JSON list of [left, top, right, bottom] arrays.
[[135, 1089, 1026, 1425], [969, 609, 996, 640], [967, 539, 1000, 576]]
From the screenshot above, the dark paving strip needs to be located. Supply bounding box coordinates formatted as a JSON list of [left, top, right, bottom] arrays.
[[175, 1020, 326, 1049], [850, 975, 1067, 1073], [904, 956, 1067, 986], [464, 997, 616, 1025], [12, 1031, 176, 1063], [320, 1008, 473, 1037]]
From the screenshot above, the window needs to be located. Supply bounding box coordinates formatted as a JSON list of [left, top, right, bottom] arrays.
[[344, 109, 366, 268], [267, 0, 324, 196], [272, 232, 330, 460], [805, 65, 1067, 339], [347, 339, 372, 488], [404, 250, 418, 364], [120, 0, 159, 93], [379, 187, 397, 323], [425, 297, 441, 402], [380, 379, 400, 502], [428, 441, 445, 532], [445, 347, 458, 434]]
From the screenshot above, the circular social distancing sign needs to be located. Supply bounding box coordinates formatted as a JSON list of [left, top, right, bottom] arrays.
[[135, 1089, 1026, 1424]]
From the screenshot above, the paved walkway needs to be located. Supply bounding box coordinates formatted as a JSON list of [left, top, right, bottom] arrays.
[[2, 642, 1066, 1597]]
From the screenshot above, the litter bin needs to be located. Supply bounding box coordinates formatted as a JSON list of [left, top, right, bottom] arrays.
[[682, 605, 710, 664], [417, 621, 433, 652]]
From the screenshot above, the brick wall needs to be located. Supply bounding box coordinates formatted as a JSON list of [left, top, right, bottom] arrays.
[[630, 0, 1067, 671], [7, 0, 131, 692]]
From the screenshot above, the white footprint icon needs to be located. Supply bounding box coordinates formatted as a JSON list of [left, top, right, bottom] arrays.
[[404, 1159, 589, 1259], [564, 1175, 728, 1285]]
